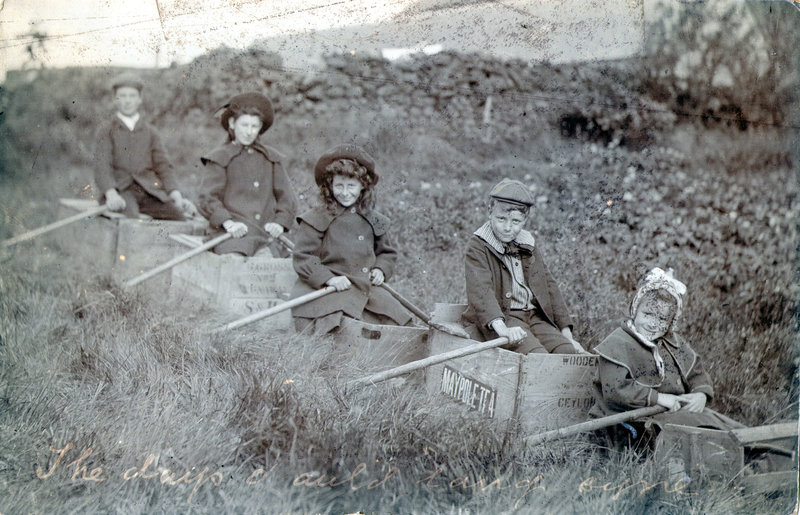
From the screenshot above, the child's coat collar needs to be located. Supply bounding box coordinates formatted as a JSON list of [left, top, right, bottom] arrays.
[[200, 141, 282, 167], [299, 205, 389, 236], [473, 221, 535, 254]]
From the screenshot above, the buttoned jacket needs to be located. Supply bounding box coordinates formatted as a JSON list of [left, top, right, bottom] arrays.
[[198, 141, 297, 231], [93, 117, 179, 201], [464, 226, 573, 331], [590, 325, 714, 417], [290, 205, 409, 324]]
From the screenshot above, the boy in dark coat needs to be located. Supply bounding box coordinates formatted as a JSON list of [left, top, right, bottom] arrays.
[[291, 144, 411, 334], [464, 178, 585, 355], [198, 92, 298, 256], [94, 73, 195, 220]]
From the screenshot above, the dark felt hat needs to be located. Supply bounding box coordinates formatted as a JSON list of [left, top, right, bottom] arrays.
[[314, 144, 377, 186], [489, 178, 534, 207], [111, 72, 145, 92], [219, 92, 274, 135]]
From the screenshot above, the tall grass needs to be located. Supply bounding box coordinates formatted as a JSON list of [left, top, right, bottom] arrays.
[[1, 122, 798, 512]]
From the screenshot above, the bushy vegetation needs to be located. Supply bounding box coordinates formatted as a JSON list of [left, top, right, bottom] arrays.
[[1, 2, 798, 511]]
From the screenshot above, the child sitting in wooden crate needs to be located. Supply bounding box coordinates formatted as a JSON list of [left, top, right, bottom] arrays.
[[463, 178, 585, 355], [94, 73, 196, 220], [590, 267, 731, 444], [290, 144, 411, 334], [198, 92, 298, 256]]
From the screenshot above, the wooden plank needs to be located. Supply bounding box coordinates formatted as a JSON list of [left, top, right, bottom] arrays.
[[517, 354, 598, 431], [731, 422, 798, 444], [52, 204, 117, 273], [170, 252, 297, 327], [654, 424, 744, 481], [738, 471, 798, 494], [52, 202, 207, 282], [426, 303, 600, 428], [425, 327, 522, 422], [334, 317, 429, 371], [114, 218, 207, 282]]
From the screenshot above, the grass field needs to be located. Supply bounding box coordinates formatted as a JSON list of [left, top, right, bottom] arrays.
[[1, 48, 798, 513]]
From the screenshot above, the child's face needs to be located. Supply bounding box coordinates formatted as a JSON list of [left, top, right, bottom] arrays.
[[113, 87, 142, 117], [229, 114, 263, 146], [489, 203, 527, 243], [331, 175, 363, 208], [632, 299, 673, 340]]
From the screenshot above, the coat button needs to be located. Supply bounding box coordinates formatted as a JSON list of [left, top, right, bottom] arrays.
[[350, 207, 356, 213], [358, 235, 364, 241], [254, 213, 261, 220], [362, 267, 369, 273], [154, 181, 159, 186], [247, 148, 254, 154], [505, 292, 512, 298], [253, 181, 259, 188]]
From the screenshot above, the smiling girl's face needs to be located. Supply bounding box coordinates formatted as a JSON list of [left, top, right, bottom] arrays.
[[331, 175, 363, 208]]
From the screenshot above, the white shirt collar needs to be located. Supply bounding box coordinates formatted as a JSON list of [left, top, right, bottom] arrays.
[[116, 112, 140, 131]]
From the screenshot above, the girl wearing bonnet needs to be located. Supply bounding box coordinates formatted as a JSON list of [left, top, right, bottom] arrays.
[[590, 267, 732, 446]]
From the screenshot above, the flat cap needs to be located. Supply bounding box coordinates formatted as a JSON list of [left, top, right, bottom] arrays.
[[111, 72, 145, 92], [219, 92, 274, 135], [489, 178, 534, 207], [314, 144, 377, 186]]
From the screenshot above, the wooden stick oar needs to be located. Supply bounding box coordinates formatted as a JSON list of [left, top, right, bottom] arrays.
[[277, 234, 294, 251], [215, 287, 334, 332], [525, 405, 668, 446], [348, 336, 509, 388], [124, 233, 232, 288], [380, 283, 470, 338], [1, 205, 108, 248]]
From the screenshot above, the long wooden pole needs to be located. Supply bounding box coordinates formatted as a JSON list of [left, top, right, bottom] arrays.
[[348, 336, 509, 387], [216, 287, 334, 332], [381, 283, 433, 324], [1, 205, 108, 248], [380, 283, 470, 338], [525, 405, 668, 446], [277, 234, 294, 251], [124, 233, 232, 288]]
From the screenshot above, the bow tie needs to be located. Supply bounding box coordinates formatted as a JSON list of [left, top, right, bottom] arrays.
[[504, 243, 521, 257]]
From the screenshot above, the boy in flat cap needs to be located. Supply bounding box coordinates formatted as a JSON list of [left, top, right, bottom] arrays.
[[198, 92, 298, 256], [94, 73, 196, 219], [464, 178, 586, 355], [291, 144, 411, 334]]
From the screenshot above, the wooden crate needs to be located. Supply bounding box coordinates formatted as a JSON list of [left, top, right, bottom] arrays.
[[333, 317, 430, 371], [52, 199, 207, 283], [425, 304, 598, 431], [170, 252, 297, 327]]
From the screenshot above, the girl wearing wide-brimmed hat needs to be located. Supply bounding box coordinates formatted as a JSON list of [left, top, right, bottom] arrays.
[[290, 144, 411, 334], [198, 92, 298, 256]]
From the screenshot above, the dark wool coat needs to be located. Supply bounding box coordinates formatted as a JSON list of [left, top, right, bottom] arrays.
[[290, 205, 411, 325], [590, 325, 715, 420], [94, 117, 179, 202], [198, 141, 298, 256], [463, 232, 573, 331]]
